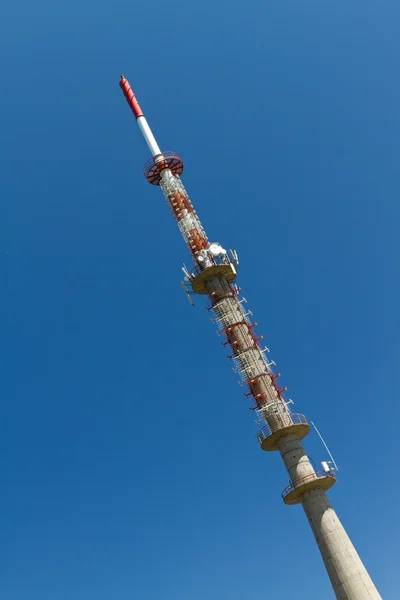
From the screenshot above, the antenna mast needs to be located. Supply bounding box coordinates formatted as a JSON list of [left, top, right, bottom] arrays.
[[118, 75, 382, 600]]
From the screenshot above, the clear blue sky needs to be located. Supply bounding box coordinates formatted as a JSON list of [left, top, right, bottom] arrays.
[[1, 1, 399, 598]]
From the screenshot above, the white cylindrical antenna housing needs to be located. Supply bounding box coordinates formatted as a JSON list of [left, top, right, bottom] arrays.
[[136, 116, 162, 157]]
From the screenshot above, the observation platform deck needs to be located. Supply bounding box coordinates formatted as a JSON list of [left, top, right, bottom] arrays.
[[282, 472, 336, 505], [256, 413, 310, 452], [191, 263, 237, 294]]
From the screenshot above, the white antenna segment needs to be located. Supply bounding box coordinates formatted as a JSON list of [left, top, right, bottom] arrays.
[[311, 421, 339, 472], [180, 281, 195, 307]]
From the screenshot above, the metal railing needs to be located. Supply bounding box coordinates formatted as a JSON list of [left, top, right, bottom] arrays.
[[188, 253, 233, 280], [233, 347, 267, 382], [256, 413, 308, 443], [213, 296, 243, 330], [281, 471, 335, 500]]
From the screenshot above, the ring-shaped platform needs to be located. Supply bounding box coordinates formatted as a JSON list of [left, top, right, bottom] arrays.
[[260, 422, 311, 452], [144, 152, 184, 185], [191, 264, 237, 295], [282, 473, 336, 506]]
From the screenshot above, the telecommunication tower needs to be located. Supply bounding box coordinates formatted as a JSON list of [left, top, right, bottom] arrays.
[[119, 75, 382, 600]]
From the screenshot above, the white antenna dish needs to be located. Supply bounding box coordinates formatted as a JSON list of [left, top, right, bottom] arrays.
[[209, 243, 224, 256]]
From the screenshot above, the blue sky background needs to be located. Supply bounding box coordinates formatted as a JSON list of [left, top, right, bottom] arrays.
[[1, 1, 399, 598]]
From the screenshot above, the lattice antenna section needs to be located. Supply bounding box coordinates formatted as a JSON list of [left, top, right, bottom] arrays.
[[160, 172, 208, 258], [213, 296, 250, 331], [209, 284, 292, 419], [232, 348, 270, 383]]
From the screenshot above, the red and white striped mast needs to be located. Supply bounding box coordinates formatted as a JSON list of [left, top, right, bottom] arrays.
[[119, 75, 382, 600], [120, 75, 213, 266]]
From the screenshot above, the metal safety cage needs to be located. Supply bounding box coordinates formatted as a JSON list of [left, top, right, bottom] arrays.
[[232, 347, 270, 382]]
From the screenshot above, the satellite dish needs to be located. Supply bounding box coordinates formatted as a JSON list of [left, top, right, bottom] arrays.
[[209, 243, 224, 256]]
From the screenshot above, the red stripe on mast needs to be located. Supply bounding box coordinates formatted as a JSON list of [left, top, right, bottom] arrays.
[[119, 75, 144, 119]]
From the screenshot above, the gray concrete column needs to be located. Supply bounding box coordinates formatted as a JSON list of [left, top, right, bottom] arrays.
[[301, 489, 382, 600], [279, 433, 316, 482]]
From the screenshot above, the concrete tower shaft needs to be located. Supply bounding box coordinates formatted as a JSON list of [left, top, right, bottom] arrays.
[[302, 491, 382, 600], [119, 75, 382, 600]]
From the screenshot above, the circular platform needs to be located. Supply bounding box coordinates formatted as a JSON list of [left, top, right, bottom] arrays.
[[191, 264, 237, 295], [260, 422, 310, 452], [282, 473, 336, 506], [144, 151, 184, 185]]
